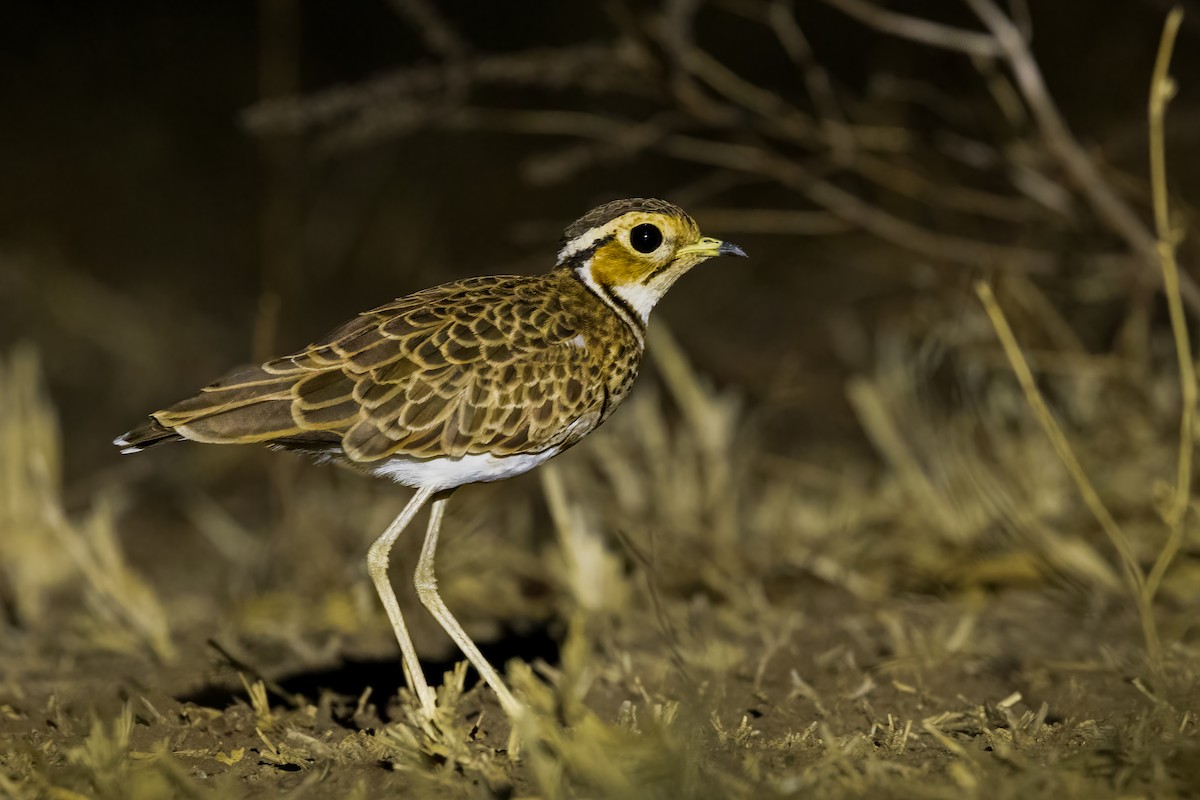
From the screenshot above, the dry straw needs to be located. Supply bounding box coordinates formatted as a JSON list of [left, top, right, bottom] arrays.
[[0, 346, 175, 662]]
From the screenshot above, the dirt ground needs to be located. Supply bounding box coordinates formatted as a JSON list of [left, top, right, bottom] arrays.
[[3, 2, 1200, 798]]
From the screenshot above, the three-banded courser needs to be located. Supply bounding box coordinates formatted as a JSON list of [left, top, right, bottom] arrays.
[[115, 198, 746, 717]]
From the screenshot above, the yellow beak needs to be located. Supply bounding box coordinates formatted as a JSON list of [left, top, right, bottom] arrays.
[[677, 237, 748, 259]]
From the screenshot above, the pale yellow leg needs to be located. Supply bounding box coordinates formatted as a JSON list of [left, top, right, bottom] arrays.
[[367, 485, 437, 715], [414, 492, 521, 716]]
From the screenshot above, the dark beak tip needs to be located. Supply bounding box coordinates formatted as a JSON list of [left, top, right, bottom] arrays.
[[719, 241, 748, 258]]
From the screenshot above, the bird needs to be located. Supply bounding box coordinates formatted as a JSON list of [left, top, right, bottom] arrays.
[[114, 197, 747, 718]]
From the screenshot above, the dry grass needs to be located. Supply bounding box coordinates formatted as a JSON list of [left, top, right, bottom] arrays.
[[0, 345, 175, 663], [6, 280, 1200, 795]]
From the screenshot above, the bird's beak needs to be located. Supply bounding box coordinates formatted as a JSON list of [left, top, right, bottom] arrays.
[[678, 237, 749, 259]]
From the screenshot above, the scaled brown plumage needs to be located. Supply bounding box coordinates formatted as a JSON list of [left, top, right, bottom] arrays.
[[119, 271, 641, 464]]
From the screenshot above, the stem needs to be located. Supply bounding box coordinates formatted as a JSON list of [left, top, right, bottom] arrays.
[[1143, 8, 1191, 610], [975, 281, 1160, 661]]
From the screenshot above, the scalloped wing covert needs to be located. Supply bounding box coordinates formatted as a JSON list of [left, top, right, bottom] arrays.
[[151, 274, 637, 462]]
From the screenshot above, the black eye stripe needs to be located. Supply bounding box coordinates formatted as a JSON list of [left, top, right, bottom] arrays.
[[630, 223, 663, 254]]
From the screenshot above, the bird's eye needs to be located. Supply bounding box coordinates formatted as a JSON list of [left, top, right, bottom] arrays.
[[629, 223, 663, 254]]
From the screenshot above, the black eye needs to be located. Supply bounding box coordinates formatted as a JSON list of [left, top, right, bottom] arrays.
[[630, 223, 663, 254]]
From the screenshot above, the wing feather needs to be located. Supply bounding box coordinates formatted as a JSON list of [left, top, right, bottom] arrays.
[[133, 273, 638, 464]]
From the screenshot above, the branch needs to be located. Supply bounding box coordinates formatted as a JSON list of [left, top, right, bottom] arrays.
[[384, 0, 468, 60], [819, 0, 1004, 57], [965, 0, 1200, 311], [657, 134, 1057, 269]]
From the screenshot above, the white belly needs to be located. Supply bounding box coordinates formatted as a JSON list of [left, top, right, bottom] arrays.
[[364, 447, 564, 491]]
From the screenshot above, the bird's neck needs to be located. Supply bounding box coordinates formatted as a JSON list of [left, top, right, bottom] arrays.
[[564, 261, 650, 347]]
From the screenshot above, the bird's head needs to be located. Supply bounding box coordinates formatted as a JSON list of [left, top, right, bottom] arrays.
[[557, 198, 747, 324]]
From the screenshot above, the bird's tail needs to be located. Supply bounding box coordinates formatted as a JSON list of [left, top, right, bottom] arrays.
[[113, 418, 183, 454]]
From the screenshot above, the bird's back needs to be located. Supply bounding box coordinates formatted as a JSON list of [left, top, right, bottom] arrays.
[[117, 270, 643, 470]]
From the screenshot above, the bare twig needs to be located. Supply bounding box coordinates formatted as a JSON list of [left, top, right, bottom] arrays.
[[680, 45, 823, 144], [964, 0, 1200, 312], [852, 153, 1047, 223], [384, 0, 471, 106], [243, 46, 636, 134], [767, 0, 850, 130], [443, 104, 1060, 267], [664, 0, 704, 65], [242, 0, 1192, 307], [965, 0, 1153, 250], [384, 0, 468, 60], [819, 0, 1004, 57], [734, 0, 855, 162], [660, 133, 1057, 269]]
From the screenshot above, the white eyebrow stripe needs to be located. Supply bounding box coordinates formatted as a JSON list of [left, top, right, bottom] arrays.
[[556, 218, 626, 263]]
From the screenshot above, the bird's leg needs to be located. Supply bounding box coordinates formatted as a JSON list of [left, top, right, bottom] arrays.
[[414, 490, 522, 717], [367, 485, 437, 715]]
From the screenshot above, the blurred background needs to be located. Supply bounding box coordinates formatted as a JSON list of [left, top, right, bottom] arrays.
[[5, 0, 1197, 478], [2, 1, 1200, 796]]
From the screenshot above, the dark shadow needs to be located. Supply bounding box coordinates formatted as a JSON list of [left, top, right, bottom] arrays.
[[176, 620, 561, 718]]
